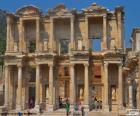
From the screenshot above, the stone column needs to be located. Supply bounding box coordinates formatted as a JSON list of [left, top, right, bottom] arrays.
[[48, 64, 54, 111], [84, 64, 89, 110], [4, 65, 9, 108], [138, 58, 140, 110], [85, 17, 89, 50], [6, 16, 11, 52], [36, 18, 40, 52], [35, 64, 40, 111], [70, 17, 74, 50], [118, 64, 124, 110], [127, 79, 133, 108], [19, 18, 23, 52], [104, 62, 109, 112], [50, 18, 54, 52], [117, 12, 122, 48], [102, 15, 107, 50], [16, 64, 22, 110], [70, 64, 75, 106]]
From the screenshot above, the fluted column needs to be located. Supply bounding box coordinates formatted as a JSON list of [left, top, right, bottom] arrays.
[[102, 15, 107, 50], [70, 17, 74, 50], [48, 64, 54, 111], [138, 59, 140, 110], [35, 64, 40, 111], [117, 12, 122, 48], [50, 18, 54, 51], [36, 18, 40, 52], [85, 17, 89, 50], [118, 64, 124, 110], [6, 16, 11, 52], [70, 64, 75, 105], [104, 62, 109, 111], [16, 64, 22, 110], [19, 18, 23, 52], [4, 65, 9, 108], [84, 64, 89, 110]]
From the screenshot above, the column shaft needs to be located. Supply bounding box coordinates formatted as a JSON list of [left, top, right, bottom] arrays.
[[35, 65, 40, 106], [50, 18, 54, 51], [84, 64, 89, 105], [19, 19, 23, 52], [104, 62, 109, 111], [6, 16, 10, 52], [49, 65, 53, 105], [36, 18, 40, 51], [128, 83, 133, 108], [70, 17, 74, 49], [102, 15, 107, 50], [85, 17, 89, 50], [70, 64, 75, 105], [4, 65, 9, 107], [117, 13, 122, 48], [138, 59, 140, 109], [118, 64, 123, 109], [16, 65, 22, 110]]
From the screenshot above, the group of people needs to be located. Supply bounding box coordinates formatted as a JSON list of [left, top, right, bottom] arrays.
[[92, 96, 102, 110], [59, 96, 85, 116]]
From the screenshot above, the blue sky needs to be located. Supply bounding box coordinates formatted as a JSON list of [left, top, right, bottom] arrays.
[[0, 0, 140, 48]]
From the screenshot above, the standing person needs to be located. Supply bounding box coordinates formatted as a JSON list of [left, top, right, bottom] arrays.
[[81, 106, 85, 116], [65, 99, 70, 116]]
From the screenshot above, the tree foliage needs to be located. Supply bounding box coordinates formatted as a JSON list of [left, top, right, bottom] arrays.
[[0, 9, 6, 66]]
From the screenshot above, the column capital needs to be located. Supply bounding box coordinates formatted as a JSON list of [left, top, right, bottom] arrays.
[[118, 63, 123, 67], [71, 17, 74, 22], [104, 62, 108, 66], [84, 63, 89, 67], [48, 63, 53, 67], [50, 17, 54, 22], [17, 63, 22, 68], [103, 14, 107, 18], [70, 63, 75, 67]]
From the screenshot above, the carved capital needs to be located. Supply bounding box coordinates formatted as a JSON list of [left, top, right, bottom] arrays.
[[84, 63, 89, 67]]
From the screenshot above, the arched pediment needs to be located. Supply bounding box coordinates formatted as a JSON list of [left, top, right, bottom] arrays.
[[16, 5, 41, 16]]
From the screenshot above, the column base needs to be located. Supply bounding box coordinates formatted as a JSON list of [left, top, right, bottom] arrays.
[[118, 105, 125, 113], [83, 105, 90, 112], [3, 105, 9, 112], [103, 105, 109, 112], [16, 105, 22, 111], [34, 104, 40, 112], [48, 105, 55, 112]]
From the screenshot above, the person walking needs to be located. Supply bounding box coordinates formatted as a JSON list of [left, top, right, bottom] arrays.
[[65, 99, 70, 116]]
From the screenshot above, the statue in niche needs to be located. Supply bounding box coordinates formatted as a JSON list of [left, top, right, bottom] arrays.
[[110, 38, 116, 49], [79, 88, 84, 100], [111, 87, 116, 100]]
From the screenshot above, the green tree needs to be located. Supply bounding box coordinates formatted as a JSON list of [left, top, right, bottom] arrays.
[[0, 9, 6, 66]]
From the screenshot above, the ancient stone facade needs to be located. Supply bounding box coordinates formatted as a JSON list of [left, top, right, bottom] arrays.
[[4, 3, 126, 112], [124, 28, 140, 110]]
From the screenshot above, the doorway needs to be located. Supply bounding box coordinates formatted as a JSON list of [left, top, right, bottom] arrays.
[[29, 86, 35, 108]]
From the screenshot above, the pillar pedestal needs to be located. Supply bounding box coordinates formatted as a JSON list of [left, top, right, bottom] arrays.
[[103, 105, 109, 112], [16, 105, 22, 111], [48, 105, 55, 112]]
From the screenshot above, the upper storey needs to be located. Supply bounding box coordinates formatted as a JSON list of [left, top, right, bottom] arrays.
[[131, 28, 140, 52], [5, 3, 124, 55]]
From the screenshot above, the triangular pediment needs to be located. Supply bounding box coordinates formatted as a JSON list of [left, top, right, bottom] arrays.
[[48, 4, 75, 16], [83, 3, 107, 13]]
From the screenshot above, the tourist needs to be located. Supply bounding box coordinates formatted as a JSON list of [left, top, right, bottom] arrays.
[[59, 96, 63, 108], [81, 106, 85, 116], [65, 99, 70, 116]]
